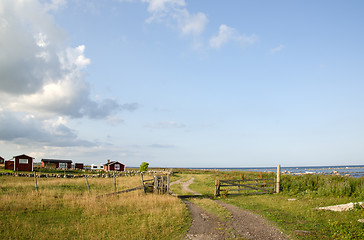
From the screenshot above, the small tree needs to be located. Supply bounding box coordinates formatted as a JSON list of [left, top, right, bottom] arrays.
[[140, 162, 149, 172]]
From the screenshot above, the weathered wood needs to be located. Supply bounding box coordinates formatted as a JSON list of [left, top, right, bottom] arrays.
[[220, 183, 273, 187], [167, 174, 170, 193], [276, 165, 281, 193], [85, 174, 90, 192], [228, 188, 274, 192], [34, 171, 38, 192], [214, 178, 220, 197], [98, 185, 144, 198], [220, 178, 274, 183], [216, 177, 276, 196], [228, 192, 271, 196], [113, 172, 117, 193]]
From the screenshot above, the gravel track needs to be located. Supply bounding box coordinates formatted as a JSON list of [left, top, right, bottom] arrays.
[[171, 177, 291, 240]]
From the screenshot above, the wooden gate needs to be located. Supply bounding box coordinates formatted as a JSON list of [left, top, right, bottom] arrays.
[[141, 174, 170, 194], [214, 178, 276, 197]]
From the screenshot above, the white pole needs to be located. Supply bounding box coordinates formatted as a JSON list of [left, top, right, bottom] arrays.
[[276, 164, 281, 193]]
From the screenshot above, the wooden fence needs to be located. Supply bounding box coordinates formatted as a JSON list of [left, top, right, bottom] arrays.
[[214, 178, 276, 197], [141, 174, 170, 194]]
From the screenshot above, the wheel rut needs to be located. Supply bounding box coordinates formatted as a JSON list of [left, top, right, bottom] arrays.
[[171, 177, 291, 240]]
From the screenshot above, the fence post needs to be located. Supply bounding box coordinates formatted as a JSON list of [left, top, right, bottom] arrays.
[[214, 178, 217, 197], [154, 176, 158, 194], [113, 172, 117, 193], [141, 174, 146, 193], [167, 174, 170, 193], [276, 164, 281, 193], [214, 178, 220, 197], [85, 174, 91, 193], [34, 171, 38, 192]]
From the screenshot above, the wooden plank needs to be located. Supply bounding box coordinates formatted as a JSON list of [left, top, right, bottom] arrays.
[[227, 192, 272, 196], [220, 184, 274, 187], [220, 178, 274, 183], [227, 186, 273, 190], [228, 188, 263, 192], [143, 179, 154, 182], [97, 185, 144, 198], [217, 177, 276, 196]]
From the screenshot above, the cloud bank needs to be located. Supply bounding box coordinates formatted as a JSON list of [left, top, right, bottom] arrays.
[[0, 0, 137, 147]]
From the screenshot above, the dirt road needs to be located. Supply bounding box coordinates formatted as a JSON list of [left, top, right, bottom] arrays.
[[171, 177, 290, 240]]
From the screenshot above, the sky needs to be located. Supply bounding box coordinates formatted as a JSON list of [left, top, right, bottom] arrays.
[[1, 0, 364, 168]]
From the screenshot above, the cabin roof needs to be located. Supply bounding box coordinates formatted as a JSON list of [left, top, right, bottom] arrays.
[[13, 154, 34, 159], [41, 159, 72, 163], [104, 161, 124, 166]]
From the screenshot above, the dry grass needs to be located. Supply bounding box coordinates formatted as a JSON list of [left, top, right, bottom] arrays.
[[0, 176, 190, 240]]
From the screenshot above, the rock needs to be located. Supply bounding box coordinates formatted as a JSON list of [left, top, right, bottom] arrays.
[[316, 202, 364, 212], [294, 230, 311, 235]]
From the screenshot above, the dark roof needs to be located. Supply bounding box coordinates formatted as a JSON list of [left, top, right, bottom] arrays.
[[0, 156, 4, 160], [13, 154, 34, 159], [41, 159, 72, 163], [104, 161, 124, 166]]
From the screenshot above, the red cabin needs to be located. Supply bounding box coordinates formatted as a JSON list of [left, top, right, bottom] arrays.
[[74, 163, 84, 170], [41, 159, 72, 169], [104, 161, 125, 172], [5, 154, 34, 172]]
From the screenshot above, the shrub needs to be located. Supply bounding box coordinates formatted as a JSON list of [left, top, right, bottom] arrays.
[[140, 162, 149, 172]]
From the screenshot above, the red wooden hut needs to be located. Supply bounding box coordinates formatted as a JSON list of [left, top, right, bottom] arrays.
[[41, 159, 72, 169], [104, 160, 125, 172], [5, 154, 34, 172], [74, 163, 84, 170]]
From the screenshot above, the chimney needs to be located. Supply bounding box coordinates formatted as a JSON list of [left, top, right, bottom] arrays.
[[107, 159, 110, 164]]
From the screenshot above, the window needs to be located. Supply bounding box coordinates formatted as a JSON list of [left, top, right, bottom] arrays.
[[114, 164, 120, 170], [19, 159, 28, 164], [59, 163, 67, 169]]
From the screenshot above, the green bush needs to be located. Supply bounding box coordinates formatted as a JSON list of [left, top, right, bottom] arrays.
[[140, 162, 149, 172]]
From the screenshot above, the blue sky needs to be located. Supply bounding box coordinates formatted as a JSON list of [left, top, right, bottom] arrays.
[[1, 0, 364, 167]]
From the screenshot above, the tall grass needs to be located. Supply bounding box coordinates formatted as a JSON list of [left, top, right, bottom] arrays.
[[175, 170, 364, 239], [0, 176, 190, 239], [280, 174, 364, 198]]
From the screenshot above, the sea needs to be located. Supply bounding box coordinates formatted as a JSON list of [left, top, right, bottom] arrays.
[[195, 165, 364, 178]]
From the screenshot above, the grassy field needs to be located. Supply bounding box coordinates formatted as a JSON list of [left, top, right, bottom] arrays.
[[1, 169, 364, 239], [0, 175, 190, 240], [181, 170, 364, 240]]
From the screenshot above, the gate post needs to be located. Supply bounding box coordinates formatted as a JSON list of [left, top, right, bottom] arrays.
[[276, 164, 281, 193], [214, 178, 220, 197]]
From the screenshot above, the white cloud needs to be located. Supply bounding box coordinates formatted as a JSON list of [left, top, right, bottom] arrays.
[[145, 120, 186, 129], [0, 0, 139, 152], [210, 24, 258, 49], [0, 110, 93, 147], [143, 0, 185, 14], [142, 0, 207, 36], [44, 0, 67, 12], [178, 10, 208, 36], [0, 0, 138, 119], [270, 44, 285, 54]]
